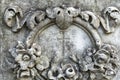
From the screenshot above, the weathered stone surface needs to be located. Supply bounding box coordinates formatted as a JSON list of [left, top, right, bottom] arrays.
[[1, 0, 120, 80]]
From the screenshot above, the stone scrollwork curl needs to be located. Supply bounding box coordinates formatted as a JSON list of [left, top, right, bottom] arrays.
[[4, 5, 23, 32], [103, 6, 120, 33], [4, 5, 120, 33], [22, 9, 46, 30], [80, 11, 100, 29], [3, 4, 120, 80], [4, 6, 46, 32]]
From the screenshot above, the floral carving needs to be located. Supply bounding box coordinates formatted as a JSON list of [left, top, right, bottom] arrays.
[[4, 4, 120, 80], [8, 42, 119, 80], [70, 44, 119, 80], [48, 63, 80, 80], [9, 41, 49, 80]]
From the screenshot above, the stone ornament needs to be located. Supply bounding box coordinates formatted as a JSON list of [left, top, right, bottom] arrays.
[[4, 5, 23, 32], [103, 6, 120, 33], [70, 44, 118, 80], [3, 4, 120, 80]]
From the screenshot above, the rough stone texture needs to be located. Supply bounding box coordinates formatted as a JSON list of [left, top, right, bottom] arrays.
[[1, 0, 120, 80]]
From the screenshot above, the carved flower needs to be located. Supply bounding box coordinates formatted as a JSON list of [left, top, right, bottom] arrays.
[[28, 43, 49, 71], [90, 44, 118, 79], [15, 52, 36, 79], [12, 41, 50, 79], [93, 44, 117, 70], [93, 49, 110, 70], [74, 44, 119, 80], [61, 64, 79, 80]]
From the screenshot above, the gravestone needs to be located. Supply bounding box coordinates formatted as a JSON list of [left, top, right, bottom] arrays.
[[1, 0, 120, 80]]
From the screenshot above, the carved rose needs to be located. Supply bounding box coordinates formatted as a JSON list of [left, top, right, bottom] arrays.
[[98, 44, 118, 79], [70, 44, 119, 80], [87, 44, 118, 80], [93, 49, 110, 70], [61, 64, 79, 80]]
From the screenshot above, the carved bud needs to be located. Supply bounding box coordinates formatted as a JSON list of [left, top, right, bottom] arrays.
[[61, 64, 78, 79], [65, 67, 75, 78]]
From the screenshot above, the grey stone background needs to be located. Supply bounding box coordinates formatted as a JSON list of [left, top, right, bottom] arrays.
[[1, 0, 120, 80]]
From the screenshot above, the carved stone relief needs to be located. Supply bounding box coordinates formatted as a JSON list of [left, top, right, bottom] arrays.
[[3, 3, 120, 80]]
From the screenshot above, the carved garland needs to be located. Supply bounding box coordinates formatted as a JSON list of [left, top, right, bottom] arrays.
[[4, 4, 120, 80]]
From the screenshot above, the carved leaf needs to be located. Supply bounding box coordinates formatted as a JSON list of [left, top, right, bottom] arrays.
[[26, 10, 45, 30], [80, 11, 100, 29]]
